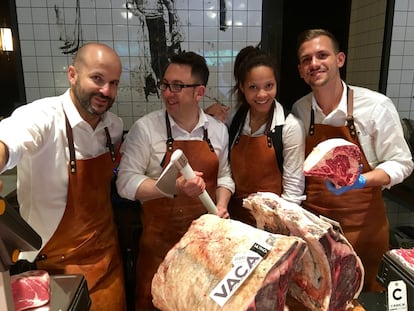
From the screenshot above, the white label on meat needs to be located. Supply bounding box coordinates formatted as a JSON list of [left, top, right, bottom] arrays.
[[209, 241, 271, 307], [387, 280, 408, 311]]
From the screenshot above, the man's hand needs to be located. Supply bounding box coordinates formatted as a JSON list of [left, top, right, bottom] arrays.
[[326, 165, 366, 195], [204, 103, 230, 123], [175, 171, 205, 197]]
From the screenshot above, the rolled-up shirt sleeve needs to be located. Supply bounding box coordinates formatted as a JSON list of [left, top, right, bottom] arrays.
[[360, 97, 413, 188], [116, 118, 155, 201]]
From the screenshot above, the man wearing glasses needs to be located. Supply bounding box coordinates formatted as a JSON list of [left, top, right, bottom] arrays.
[[116, 51, 234, 310]]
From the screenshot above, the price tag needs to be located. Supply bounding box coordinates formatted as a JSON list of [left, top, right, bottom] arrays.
[[387, 280, 408, 311]]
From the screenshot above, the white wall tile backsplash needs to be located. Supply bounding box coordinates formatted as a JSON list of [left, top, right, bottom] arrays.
[[16, 8, 33, 24], [346, 0, 387, 91], [16, 0, 261, 130], [31, 0, 47, 8], [14, 0, 414, 122], [387, 0, 414, 120]]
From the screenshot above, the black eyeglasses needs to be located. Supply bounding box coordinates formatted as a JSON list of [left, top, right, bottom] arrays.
[[157, 81, 202, 93]]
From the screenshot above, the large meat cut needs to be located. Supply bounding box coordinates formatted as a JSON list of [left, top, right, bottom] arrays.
[[303, 138, 361, 188], [151, 214, 307, 311], [11, 270, 50, 311], [243, 192, 364, 311]]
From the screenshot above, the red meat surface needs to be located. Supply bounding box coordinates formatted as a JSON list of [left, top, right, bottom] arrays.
[[11, 270, 50, 311], [304, 138, 361, 188]]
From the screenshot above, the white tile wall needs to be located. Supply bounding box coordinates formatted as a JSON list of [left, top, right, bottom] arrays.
[[387, 0, 414, 119], [15, 0, 261, 130], [346, 0, 386, 91], [14, 1, 413, 118]]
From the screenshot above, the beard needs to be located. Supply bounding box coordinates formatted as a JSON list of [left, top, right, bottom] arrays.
[[72, 79, 114, 116]]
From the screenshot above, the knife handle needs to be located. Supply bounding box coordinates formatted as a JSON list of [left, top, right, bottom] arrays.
[[179, 163, 218, 215], [198, 191, 218, 215]]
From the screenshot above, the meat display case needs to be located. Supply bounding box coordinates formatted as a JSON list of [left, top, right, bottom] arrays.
[[377, 249, 414, 310], [0, 195, 90, 310]]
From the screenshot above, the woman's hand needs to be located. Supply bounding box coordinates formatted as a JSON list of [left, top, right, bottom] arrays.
[[216, 204, 230, 219]]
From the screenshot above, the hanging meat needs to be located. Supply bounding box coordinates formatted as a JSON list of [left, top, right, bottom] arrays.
[[151, 214, 307, 311], [243, 192, 364, 311], [303, 138, 361, 188]]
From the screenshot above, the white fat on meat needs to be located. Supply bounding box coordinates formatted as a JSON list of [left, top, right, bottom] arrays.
[[243, 192, 365, 311], [151, 214, 307, 311], [303, 138, 361, 188], [11, 270, 50, 311]]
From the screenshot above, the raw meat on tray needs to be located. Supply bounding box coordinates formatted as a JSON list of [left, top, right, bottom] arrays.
[[388, 248, 414, 274], [11, 270, 50, 311]]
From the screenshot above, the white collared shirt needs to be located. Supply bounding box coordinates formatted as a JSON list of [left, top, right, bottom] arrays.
[[0, 89, 123, 260], [292, 81, 414, 188], [116, 108, 235, 201]]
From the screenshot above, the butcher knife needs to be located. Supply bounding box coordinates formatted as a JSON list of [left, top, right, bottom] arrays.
[[155, 149, 218, 215], [155, 159, 179, 198]]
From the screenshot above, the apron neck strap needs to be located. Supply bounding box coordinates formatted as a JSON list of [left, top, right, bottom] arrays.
[[64, 112, 115, 174], [309, 86, 356, 137], [65, 112, 77, 174]]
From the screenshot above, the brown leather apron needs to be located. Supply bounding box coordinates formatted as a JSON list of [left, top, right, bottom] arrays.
[[229, 106, 282, 226], [229, 136, 282, 226], [303, 88, 388, 292], [135, 117, 219, 310], [36, 116, 126, 310]]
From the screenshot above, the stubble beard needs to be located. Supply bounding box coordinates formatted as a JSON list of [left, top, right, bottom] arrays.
[[73, 80, 114, 116]]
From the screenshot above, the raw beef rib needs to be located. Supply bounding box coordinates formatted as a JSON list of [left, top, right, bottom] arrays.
[[11, 270, 50, 311], [243, 192, 364, 311], [151, 214, 307, 311], [303, 138, 361, 188]]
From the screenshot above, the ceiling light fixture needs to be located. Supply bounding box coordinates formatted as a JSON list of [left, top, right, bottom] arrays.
[[0, 27, 13, 52]]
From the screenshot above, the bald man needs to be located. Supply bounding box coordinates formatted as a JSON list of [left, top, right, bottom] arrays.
[[0, 43, 126, 310]]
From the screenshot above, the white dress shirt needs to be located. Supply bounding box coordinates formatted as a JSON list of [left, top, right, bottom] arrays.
[[292, 81, 414, 188], [0, 89, 123, 260], [116, 108, 235, 201], [229, 100, 306, 204]]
